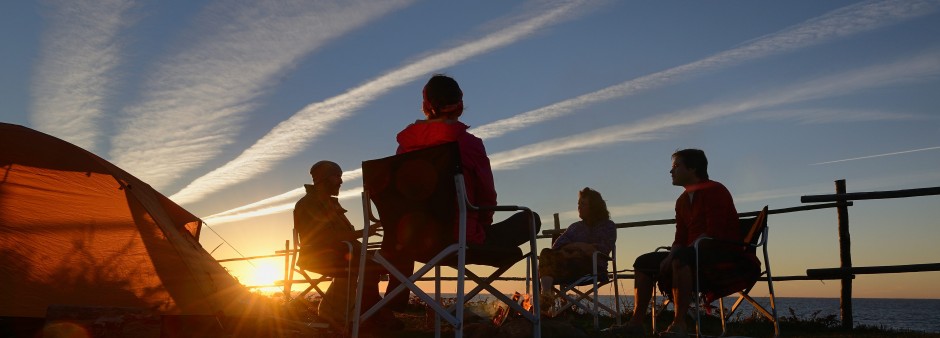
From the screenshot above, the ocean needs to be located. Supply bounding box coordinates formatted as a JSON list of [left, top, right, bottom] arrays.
[[466, 295, 940, 333], [741, 297, 940, 333]]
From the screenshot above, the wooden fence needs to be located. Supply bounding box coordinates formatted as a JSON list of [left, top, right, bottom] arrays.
[[217, 180, 940, 330]]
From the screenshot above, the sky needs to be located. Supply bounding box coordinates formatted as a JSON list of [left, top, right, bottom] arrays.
[[2, 0, 940, 299]]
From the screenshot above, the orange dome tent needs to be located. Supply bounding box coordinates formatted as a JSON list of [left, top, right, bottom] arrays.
[[0, 123, 274, 324]]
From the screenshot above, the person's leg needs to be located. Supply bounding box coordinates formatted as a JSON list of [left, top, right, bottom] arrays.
[[537, 248, 556, 296], [539, 276, 554, 295], [483, 211, 541, 247], [669, 262, 692, 332], [382, 254, 414, 312], [666, 247, 696, 334], [629, 270, 654, 325], [628, 251, 668, 327], [350, 250, 382, 312]]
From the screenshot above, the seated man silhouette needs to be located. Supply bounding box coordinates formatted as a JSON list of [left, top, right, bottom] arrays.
[[385, 74, 541, 311], [624, 149, 741, 337], [293, 160, 400, 329]]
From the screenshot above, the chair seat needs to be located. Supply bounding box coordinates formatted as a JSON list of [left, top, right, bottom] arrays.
[[432, 244, 524, 267], [557, 271, 609, 286]]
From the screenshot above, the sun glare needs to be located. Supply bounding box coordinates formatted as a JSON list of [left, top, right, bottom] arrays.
[[246, 260, 282, 287]]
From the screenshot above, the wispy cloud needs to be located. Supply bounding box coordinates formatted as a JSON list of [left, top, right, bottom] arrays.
[[201, 169, 363, 220], [748, 108, 927, 124], [812, 146, 940, 165], [170, 0, 604, 205], [469, 0, 940, 140], [201, 53, 940, 225], [30, 0, 136, 152], [108, 0, 413, 189]]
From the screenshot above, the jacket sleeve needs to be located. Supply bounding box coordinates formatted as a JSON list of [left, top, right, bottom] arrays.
[[703, 184, 739, 242], [462, 135, 496, 226], [672, 195, 688, 247], [595, 220, 617, 254]]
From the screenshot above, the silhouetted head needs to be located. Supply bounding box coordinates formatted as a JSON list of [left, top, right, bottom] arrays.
[[578, 187, 610, 225], [671, 149, 708, 186], [310, 160, 343, 195], [422, 74, 463, 120]]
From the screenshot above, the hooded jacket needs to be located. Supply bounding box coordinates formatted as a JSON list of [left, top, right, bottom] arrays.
[[396, 120, 496, 244]]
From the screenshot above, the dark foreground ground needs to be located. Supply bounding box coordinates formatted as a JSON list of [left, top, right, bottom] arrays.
[[5, 299, 938, 337], [289, 298, 940, 338]]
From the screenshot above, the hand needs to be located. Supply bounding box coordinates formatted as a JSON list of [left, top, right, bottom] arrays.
[[367, 222, 383, 237], [659, 254, 673, 275]]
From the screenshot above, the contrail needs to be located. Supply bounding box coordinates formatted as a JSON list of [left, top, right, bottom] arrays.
[[812, 146, 940, 165], [109, 0, 413, 190], [469, 0, 940, 140], [487, 53, 940, 169], [748, 108, 925, 125], [559, 186, 812, 220], [202, 52, 940, 225], [30, 0, 136, 152], [585, 170, 940, 221], [170, 0, 603, 205], [203, 169, 362, 219], [204, 186, 363, 225]]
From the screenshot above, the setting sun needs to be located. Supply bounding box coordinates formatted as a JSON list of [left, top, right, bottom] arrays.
[[245, 260, 282, 287]]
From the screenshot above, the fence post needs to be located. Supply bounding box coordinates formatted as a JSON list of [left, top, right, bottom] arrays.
[[284, 240, 291, 299], [835, 179, 853, 330], [552, 213, 561, 244]]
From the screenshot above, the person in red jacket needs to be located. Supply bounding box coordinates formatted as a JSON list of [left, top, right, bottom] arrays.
[[624, 149, 740, 337], [386, 74, 541, 311]]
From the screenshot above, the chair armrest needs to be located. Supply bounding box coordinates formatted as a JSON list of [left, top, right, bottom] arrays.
[[472, 204, 529, 212], [692, 236, 751, 250], [591, 250, 614, 276]]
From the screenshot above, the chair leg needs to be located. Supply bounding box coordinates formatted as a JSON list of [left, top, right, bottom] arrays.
[[650, 290, 659, 335], [435, 265, 441, 338], [718, 297, 727, 337]]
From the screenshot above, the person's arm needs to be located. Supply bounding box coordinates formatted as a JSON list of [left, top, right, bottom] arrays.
[[464, 136, 496, 225], [561, 242, 597, 257], [551, 222, 577, 250], [702, 184, 738, 243], [592, 220, 617, 254]]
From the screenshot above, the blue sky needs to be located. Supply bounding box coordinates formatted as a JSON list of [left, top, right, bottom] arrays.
[[2, 0, 939, 298]]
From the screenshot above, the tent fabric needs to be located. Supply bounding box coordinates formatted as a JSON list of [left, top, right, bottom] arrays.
[[0, 123, 271, 318]]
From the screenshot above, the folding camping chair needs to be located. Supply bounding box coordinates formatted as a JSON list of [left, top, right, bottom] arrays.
[[651, 206, 780, 337], [284, 229, 351, 301], [545, 247, 621, 330], [351, 142, 542, 338], [285, 228, 362, 333]]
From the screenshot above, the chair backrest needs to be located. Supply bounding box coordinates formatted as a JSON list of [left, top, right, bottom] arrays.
[[362, 142, 461, 262], [695, 206, 767, 302], [739, 206, 769, 254]]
